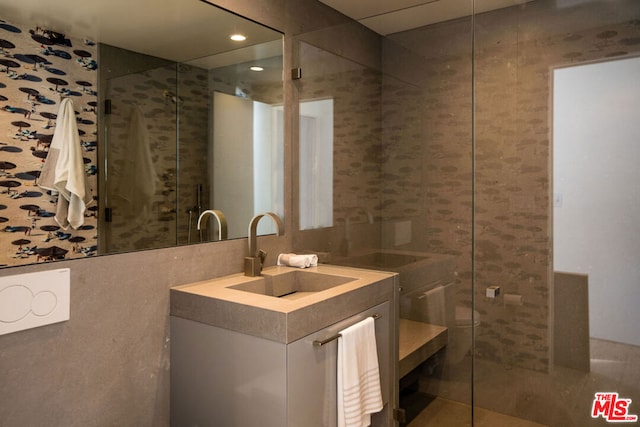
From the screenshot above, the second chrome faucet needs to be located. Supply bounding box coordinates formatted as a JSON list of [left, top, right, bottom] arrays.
[[196, 209, 228, 241]]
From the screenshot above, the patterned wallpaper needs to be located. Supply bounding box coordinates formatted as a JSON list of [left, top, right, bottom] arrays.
[[0, 17, 98, 267]]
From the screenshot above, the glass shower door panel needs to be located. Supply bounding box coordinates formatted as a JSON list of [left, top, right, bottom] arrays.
[[473, 0, 640, 425], [382, 7, 475, 426], [103, 60, 178, 253]]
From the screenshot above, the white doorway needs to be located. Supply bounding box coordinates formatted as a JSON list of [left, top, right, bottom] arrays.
[[553, 56, 640, 346]]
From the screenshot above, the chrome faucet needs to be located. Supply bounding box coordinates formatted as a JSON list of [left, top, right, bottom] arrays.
[[245, 212, 284, 277], [196, 209, 228, 241]]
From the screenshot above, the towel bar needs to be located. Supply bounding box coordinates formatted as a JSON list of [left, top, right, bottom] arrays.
[[312, 313, 381, 347]]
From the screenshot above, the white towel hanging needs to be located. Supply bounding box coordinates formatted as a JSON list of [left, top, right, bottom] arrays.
[[115, 105, 158, 219], [38, 97, 92, 229], [337, 317, 383, 427]]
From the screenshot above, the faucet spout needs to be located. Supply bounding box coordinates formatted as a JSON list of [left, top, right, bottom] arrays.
[[196, 209, 228, 241], [345, 206, 374, 227], [245, 212, 284, 276]]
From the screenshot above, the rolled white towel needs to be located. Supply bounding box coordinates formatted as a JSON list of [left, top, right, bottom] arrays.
[[303, 253, 318, 267], [277, 253, 318, 268]]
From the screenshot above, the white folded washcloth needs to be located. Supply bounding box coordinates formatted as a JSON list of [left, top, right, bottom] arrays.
[[337, 317, 383, 427], [277, 253, 318, 268]]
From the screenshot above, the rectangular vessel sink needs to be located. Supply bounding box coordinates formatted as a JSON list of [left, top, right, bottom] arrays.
[[170, 264, 397, 343], [229, 270, 357, 299]]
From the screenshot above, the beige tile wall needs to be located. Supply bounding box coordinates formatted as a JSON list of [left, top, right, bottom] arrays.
[[386, 0, 640, 374]]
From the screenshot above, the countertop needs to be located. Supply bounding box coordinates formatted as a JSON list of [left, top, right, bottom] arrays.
[[170, 264, 397, 344]]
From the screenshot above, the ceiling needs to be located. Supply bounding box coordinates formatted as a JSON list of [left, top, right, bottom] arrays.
[[1, 0, 282, 64], [2, 0, 532, 63], [318, 0, 533, 35]]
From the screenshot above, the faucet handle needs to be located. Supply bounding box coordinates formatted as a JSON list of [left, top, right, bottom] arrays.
[[258, 249, 267, 266], [244, 255, 263, 277]]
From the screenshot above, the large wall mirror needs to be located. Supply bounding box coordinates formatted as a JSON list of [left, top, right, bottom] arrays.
[[0, 0, 284, 267]]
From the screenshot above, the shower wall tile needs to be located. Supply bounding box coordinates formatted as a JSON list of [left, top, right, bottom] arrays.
[[297, 43, 383, 234], [176, 64, 211, 244], [387, 1, 640, 372], [101, 55, 219, 250], [380, 74, 424, 222], [104, 63, 181, 253], [103, 60, 212, 251], [474, 2, 640, 372]]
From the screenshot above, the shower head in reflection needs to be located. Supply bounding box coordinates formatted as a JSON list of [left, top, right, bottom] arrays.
[[163, 90, 182, 104]]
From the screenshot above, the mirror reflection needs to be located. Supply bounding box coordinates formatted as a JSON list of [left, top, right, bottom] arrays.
[[0, 0, 284, 267], [297, 41, 381, 237]]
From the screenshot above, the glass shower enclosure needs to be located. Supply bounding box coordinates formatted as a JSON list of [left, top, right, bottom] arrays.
[[294, 0, 640, 425]]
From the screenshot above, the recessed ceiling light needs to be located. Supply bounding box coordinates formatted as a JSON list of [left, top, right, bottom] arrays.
[[250, 66, 264, 72], [230, 34, 247, 41]]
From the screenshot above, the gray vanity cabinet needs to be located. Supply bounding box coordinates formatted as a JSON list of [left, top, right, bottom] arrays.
[[171, 316, 287, 426], [171, 301, 392, 427], [287, 301, 391, 427]]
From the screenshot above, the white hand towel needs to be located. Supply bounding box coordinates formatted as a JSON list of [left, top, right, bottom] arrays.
[[277, 253, 318, 268], [337, 317, 383, 427], [115, 105, 158, 219], [38, 97, 92, 229]]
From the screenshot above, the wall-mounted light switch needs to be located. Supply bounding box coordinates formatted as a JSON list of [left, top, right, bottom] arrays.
[[554, 193, 563, 208], [394, 220, 412, 246], [0, 268, 70, 336]]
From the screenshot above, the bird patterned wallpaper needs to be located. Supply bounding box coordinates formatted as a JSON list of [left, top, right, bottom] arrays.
[[0, 17, 98, 267]]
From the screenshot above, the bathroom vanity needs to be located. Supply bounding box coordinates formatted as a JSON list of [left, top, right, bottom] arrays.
[[170, 265, 398, 426], [334, 250, 454, 376]]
